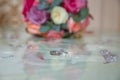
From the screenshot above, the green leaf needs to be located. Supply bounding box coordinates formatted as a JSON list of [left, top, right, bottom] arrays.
[[61, 23, 67, 29], [39, 21, 62, 32], [39, 25, 51, 32], [46, 21, 54, 26], [50, 0, 62, 8], [52, 25, 61, 31], [79, 8, 89, 20], [71, 8, 89, 22], [45, 21, 61, 31], [71, 13, 81, 22], [38, 0, 49, 10]]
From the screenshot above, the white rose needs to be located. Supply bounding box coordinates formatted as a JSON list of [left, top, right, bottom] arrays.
[[51, 6, 69, 24]]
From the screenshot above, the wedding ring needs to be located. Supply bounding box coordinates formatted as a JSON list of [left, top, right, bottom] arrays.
[[50, 50, 62, 56]]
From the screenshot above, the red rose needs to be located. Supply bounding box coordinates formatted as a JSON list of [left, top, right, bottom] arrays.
[[22, 0, 35, 18], [63, 0, 87, 13]]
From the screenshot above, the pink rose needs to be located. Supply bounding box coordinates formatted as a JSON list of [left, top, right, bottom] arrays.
[[63, 0, 87, 13], [67, 18, 81, 33], [46, 30, 64, 40]]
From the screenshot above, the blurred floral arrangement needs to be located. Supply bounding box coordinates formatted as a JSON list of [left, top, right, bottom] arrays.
[[22, 0, 92, 39]]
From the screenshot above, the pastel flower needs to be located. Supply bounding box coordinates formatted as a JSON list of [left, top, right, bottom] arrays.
[[51, 6, 69, 24], [63, 0, 87, 13], [67, 18, 81, 33], [46, 30, 64, 39], [27, 6, 48, 25]]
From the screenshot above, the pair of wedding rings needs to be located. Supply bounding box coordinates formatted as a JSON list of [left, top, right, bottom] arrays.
[[50, 49, 68, 56]]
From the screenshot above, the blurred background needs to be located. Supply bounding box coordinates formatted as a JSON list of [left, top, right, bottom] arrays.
[[88, 0, 120, 37], [0, 0, 120, 38]]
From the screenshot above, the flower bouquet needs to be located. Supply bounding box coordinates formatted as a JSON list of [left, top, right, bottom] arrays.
[[22, 0, 91, 39]]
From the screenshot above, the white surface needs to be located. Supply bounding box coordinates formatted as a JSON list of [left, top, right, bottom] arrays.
[[0, 32, 120, 80]]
